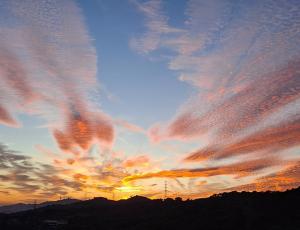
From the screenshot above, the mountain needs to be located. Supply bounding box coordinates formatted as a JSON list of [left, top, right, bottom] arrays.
[[0, 187, 299, 230], [0, 198, 80, 214]]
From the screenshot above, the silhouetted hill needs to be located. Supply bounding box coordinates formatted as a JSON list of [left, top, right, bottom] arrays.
[[0, 187, 300, 230], [0, 198, 80, 214]]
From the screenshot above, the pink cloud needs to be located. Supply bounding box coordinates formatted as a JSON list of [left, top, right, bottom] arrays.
[[133, 0, 300, 193], [0, 104, 18, 127], [122, 155, 150, 168], [0, 0, 115, 153], [53, 108, 114, 153], [114, 119, 145, 134]]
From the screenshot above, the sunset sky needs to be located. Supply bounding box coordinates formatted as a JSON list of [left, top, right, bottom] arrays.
[[0, 0, 299, 205]]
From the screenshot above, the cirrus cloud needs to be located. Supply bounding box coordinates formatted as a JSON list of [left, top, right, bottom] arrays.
[[0, 0, 114, 153]]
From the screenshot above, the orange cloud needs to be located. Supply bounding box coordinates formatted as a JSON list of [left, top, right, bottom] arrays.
[[53, 130, 73, 152], [167, 112, 207, 140], [73, 173, 88, 181], [95, 118, 114, 145], [225, 161, 300, 192], [123, 155, 150, 168], [67, 159, 75, 165], [185, 117, 300, 162], [53, 108, 114, 153], [123, 157, 279, 183]]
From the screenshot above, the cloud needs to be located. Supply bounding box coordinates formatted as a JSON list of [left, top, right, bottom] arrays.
[[164, 60, 300, 142], [130, 0, 183, 54], [1, 142, 161, 202], [0, 143, 148, 202], [53, 109, 114, 153], [0, 0, 114, 152], [1, 0, 299, 201], [123, 157, 280, 183], [133, 0, 300, 193], [224, 161, 300, 192], [0, 104, 18, 127], [132, 0, 299, 139], [184, 115, 300, 162], [114, 119, 145, 134], [122, 155, 150, 168], [0, 143, 83, 200], [73, 173, 89, 182]]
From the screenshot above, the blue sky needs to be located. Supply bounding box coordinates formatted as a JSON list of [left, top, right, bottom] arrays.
[[79, 0, 191, 127], [0, 0, 299, 204]]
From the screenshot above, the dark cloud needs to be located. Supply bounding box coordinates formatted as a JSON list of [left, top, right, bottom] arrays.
[[0, 143, 83, 197]]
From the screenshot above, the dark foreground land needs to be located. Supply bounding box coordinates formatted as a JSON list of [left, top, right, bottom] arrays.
[[0, 187, 300, 230]]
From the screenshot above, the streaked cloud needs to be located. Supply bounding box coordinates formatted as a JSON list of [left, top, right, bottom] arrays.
[[224, 161, 300, 192], [123, 155, 150, 169], [0, 0, 114, 152], [123, 156, 280, 183], [130, 0, 183, 54], [0, 104, 18, 127], [131, 0, 300, 194], [1, 0, 300, 202], [184, 115, 300, 162]]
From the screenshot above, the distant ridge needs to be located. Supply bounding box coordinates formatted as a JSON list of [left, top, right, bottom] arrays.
[[0, 187, 299, 230], [0, 198, 80, 214]]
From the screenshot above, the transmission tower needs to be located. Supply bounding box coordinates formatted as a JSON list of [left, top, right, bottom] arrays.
[[164, 181, 168, 199], [33, 200, 37, 210]]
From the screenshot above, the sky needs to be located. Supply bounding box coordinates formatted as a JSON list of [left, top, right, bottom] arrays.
[[0, 0, 299, 204]]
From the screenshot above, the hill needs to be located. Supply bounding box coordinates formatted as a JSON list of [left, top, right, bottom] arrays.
[[0, 187, 299, 230], [0, 198, 80, 214]]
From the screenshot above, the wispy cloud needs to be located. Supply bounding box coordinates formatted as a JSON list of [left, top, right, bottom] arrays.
[[0, 104, 18, 127], [132, 0, 300, 192], [224, 161, 300, 192], [130, 0, 183, 54], [185, 116, 300, 162], [0, 0, 114, 152], [123, 156, 281, 183], [123, 155, 150, 168]]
